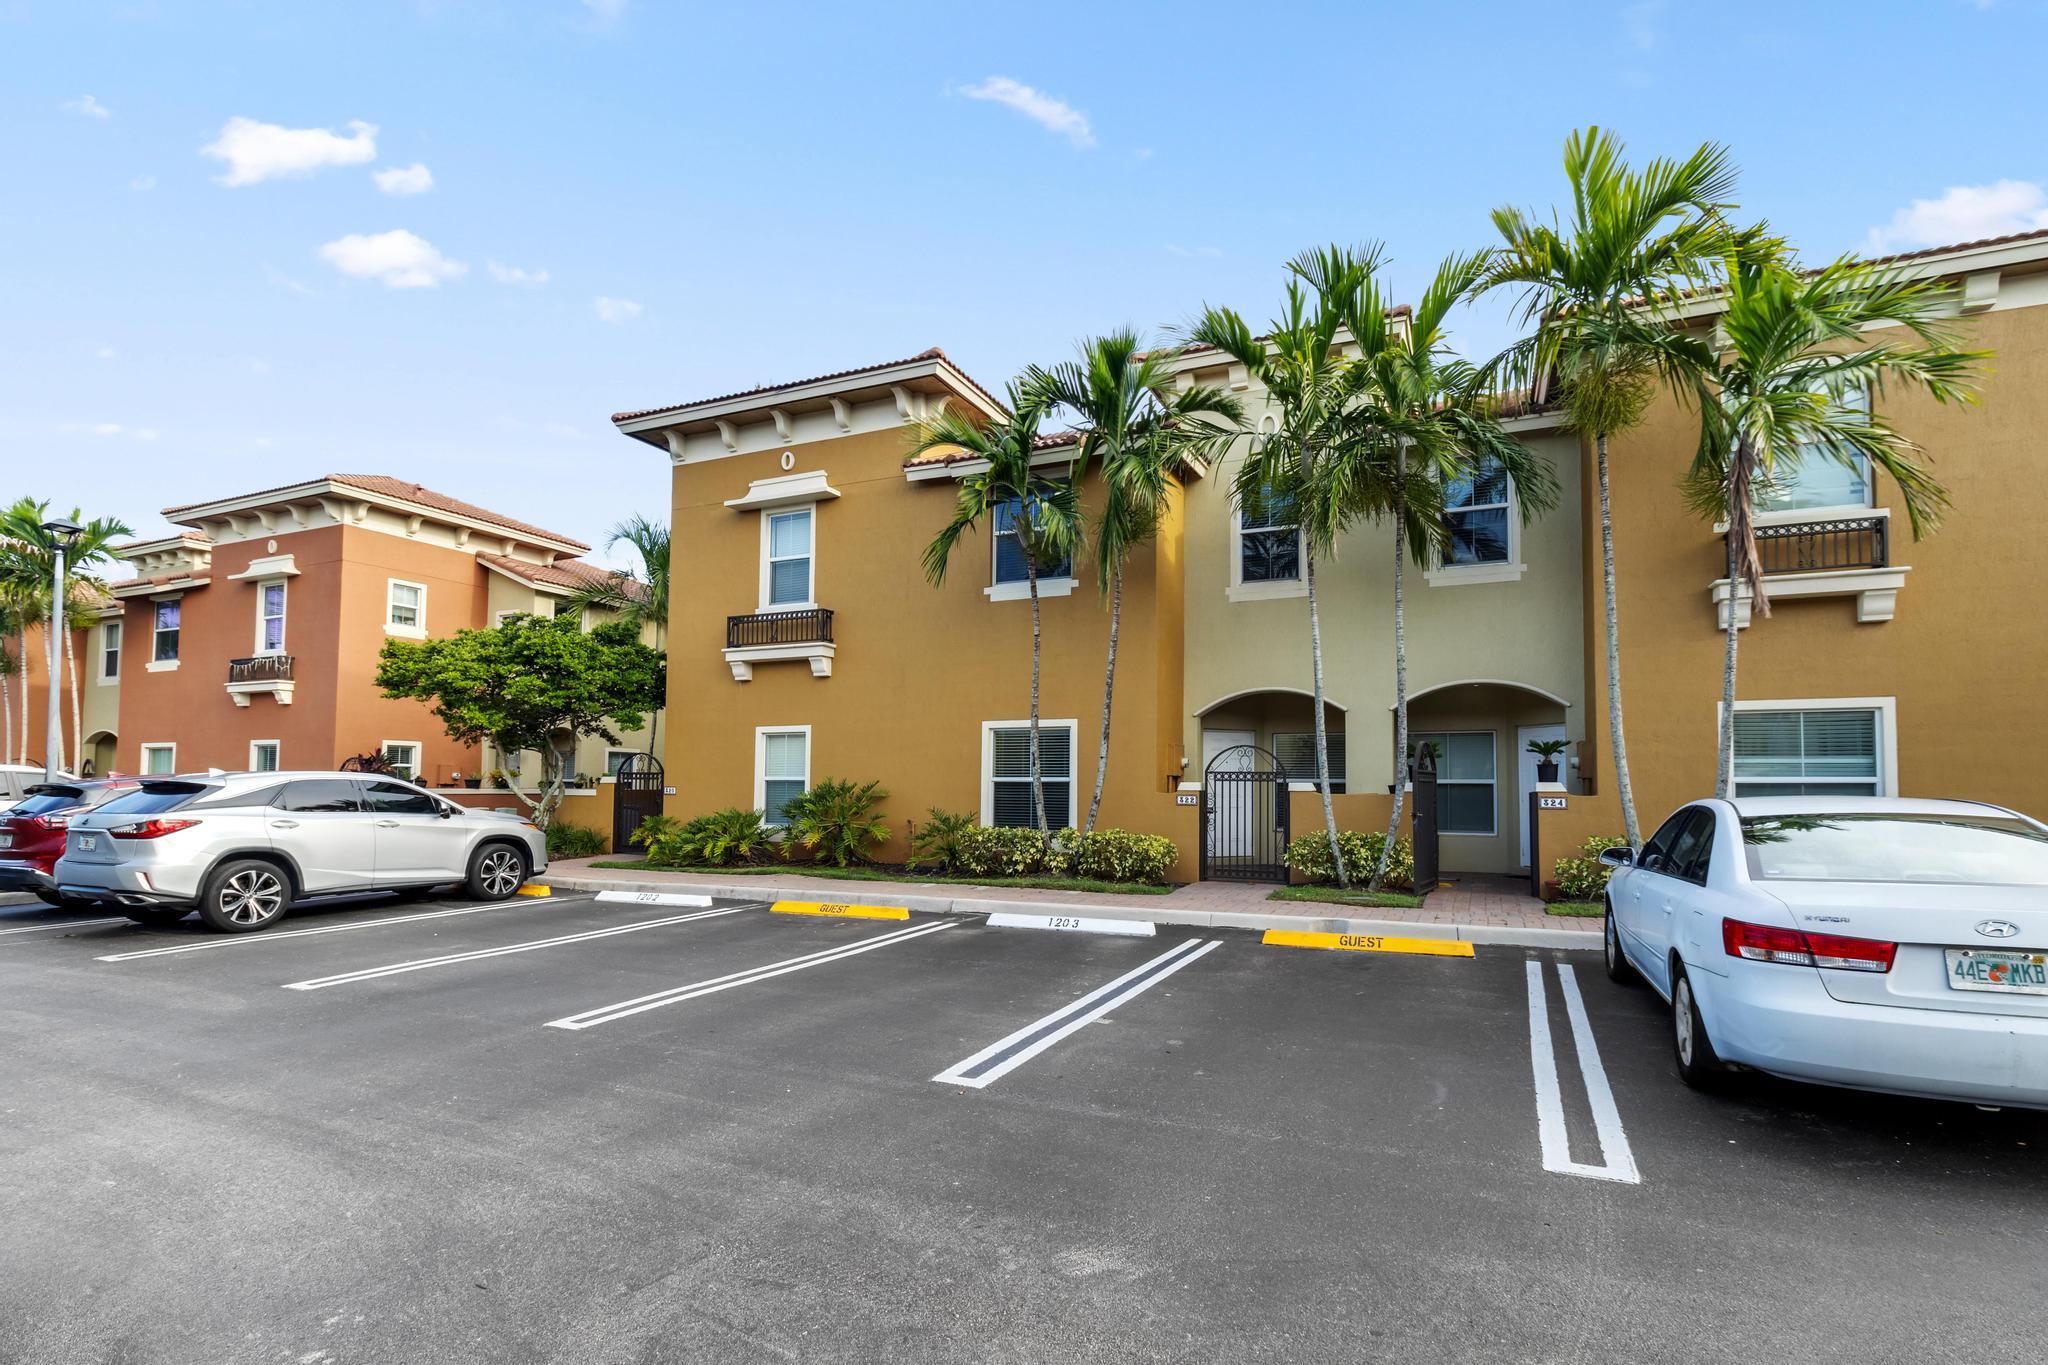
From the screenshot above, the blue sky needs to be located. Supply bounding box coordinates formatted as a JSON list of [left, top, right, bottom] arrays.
[[4, 0, 2044, 571]]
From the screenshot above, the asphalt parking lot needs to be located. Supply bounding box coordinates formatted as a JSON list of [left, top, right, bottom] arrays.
[[3, 887, 2044, 1364]]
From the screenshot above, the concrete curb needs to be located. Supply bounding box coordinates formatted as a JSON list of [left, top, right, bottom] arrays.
[[535, 874, 1601, 951]]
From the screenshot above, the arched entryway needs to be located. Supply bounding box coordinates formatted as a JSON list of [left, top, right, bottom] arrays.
[[1194, 688, 1347, 792], [81, 729, 117, 778], [1402, 681, 1571, 876]]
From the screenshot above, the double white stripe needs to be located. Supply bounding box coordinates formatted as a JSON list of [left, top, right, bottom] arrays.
[[1526, 959, 1640, 1184], [547, 918, 956, 1030], [97, 899, 565, 962], [0, 916, 127, 938], [282, 905, 753, 991], [933, 937, 1220, 1089]]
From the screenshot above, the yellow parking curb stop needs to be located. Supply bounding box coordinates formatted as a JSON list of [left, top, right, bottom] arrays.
[[772, 900, 910, 921], [1261, 929, 1473, 957], [516, 884, 553, 898]]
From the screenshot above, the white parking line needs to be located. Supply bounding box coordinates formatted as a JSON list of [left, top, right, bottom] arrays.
[[94, 896, 593, 963], [281, 904, 756, 991], [1525, 959, 1641, 1184], [546, 918, 957, 1031], [0, 916, 129, 938], [933, 938, 1219, 1089]]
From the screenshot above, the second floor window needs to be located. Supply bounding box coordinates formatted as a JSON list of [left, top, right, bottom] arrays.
[[992, 495, 1072, 585], [388, 580, 425, 633], [258, 582, 286, 653], [1442, 457, 1511, 566], [152, 601, 180, 663], [100, 621, 121, 681], [1238, 484, 1300, 584], [1755, 383, 1872, 514], [765, 508, 813, 608]]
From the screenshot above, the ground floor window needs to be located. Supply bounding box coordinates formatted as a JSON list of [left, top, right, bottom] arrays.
[[1411, 730, 1495, 835], [249, 740, 280, 772], [1732, 704, 1884, 796], [984, 720, 1074, 829], [1273, 731, 1345, 793], [756, 727, 810, 826], [606, 749, 639, 776], [381, 741, 421, 783], [140, 743, 176, 775]]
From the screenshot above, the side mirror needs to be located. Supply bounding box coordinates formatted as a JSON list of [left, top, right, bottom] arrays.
[[437, 805, 456, 819], [1598, 846, 1634, 868]]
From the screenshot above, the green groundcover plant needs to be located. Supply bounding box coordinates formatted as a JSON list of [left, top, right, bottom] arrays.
[[1285, 831, 1414, 890], [1553, 835, 1629, 901]]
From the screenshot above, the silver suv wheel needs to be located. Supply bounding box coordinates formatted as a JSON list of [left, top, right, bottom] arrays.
[[220, 867, 286, 925], [478, 848, 522, 898]]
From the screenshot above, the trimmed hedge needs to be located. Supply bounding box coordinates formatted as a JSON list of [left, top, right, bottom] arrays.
[[1553, 835, 1629, 901], [1284, 829, 1414, 889], [954, 825, 1179, 886], [545, 823, 607, 859]]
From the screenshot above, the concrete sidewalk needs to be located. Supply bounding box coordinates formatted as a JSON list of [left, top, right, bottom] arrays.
[[536, 857, 1600, 949]]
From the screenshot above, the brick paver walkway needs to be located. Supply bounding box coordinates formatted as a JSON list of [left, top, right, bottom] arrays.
[[543, 858, 1596, 934]]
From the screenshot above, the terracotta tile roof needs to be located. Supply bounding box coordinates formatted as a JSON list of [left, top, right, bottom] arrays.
[[902, 429, 1080, 469], [163, 475, 588, 552], [475, 551, 648, 602], [611, 346, 1006, 425], [109, 571, 210, 595], [1865, 225, 2048, 266]]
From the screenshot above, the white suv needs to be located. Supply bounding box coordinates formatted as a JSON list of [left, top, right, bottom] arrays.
[[55, 771, 549, 932]]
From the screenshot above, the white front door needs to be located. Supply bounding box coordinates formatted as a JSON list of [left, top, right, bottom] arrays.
[[1201, 728, 1258, 857], [1516, 723, 1567, 869]]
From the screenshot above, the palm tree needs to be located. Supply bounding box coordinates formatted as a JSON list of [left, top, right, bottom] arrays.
[[912, 378, 1080, 833], [1310, 247, 1562, 889], [1033, 331, 1242, 840], [1482, 127, 1738, 847], [561, 513, 671, 754], [0, 602, 16, 764], [1186, 264, 1369, 885], [0, 502, 133, 768], [1684, 245, 1985, 796]]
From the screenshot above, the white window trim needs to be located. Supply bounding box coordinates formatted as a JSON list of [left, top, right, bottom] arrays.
[[754, 725, 812, 826], [97, 620, 121, 685], [604, 747, 640, 777], [1228, 487, 1307, 602], [1718, 696, 1898, 797], [979, 718, 1079, 828], [386, 578, 429, 639], [254, 577, 288, 655], [248, 739, 281, 773], [1413, 729, 1498, 837], [381, 740, 423, 783], [139, 742, 176, 775], [1426, 462, 1526, 587], [149, 597, 182, 669], [759, 505, 817, 612]]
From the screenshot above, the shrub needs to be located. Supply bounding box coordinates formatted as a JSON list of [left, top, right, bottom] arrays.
[[1553, 835, 1629, 901], [635, 807, 775, 868], [909, 808, 975, 873], [955, 825, 1052, 879], [779, 778, 890, 867], [1071, 828, 1179, 885], [1284, 829, 1414, 889], [546, 822, 606, 858], [628, 813, 682, 859]]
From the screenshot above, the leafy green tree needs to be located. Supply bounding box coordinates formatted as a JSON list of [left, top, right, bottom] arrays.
[[1682, 244, 1984, 795], [1033, 331, 1241, 840], [1482, 127, 1737, 846], [911, 380, 1080, 832], [0, 499, 133, 769], [374, 613, 665, 827]]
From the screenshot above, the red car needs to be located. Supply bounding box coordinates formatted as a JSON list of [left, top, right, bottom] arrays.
[[0, 779, 141, 908]]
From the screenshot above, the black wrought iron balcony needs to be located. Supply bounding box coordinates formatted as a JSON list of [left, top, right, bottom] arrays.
[[726, 608, 833, 649], [1747, 515, 1889, 575], [228, 654, 295, 685]]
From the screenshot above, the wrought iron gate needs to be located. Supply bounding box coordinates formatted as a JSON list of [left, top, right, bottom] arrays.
[[1200, 744, 1290, 882], [612, 752, 665, 854]]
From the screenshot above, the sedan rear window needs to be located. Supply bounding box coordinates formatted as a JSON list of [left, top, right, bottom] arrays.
[[6, 791, 86, 817], [94, 782, 215, 816], [1742, 813, 2048, 886]]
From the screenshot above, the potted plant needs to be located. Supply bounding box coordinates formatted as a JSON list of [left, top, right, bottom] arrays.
[[1527, 738, 1568, 784]]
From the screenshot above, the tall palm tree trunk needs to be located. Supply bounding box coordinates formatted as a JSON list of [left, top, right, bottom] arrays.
[[15, 628, 29, 763], [1305, 547, 1346, 887], [1595, 434, 1642, 847], [1715, 441, 1765, 798], [1084, 567, 1121, 839], [1374, 481, 1409, 891], [66, 624, 82, 769], [2, 649, 13, 766], [1025, 546, 1048, 834]]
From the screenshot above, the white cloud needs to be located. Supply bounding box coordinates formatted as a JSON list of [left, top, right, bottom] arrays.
[[96, 346, 118, 361], [65, 421, 157, 441], [129, 174, 156, 192], [317, 229, 467, 288], [593, 295, 642, 323], [582, 0, 628, 21], [202, 116, 378, 187], [488, 260, 551, 286], [264, 264, 315, 296], [373, 162, 434, 195], [955, 76, 1095, 149], [63, 94, 111, 120], [1166, 243, 1223, 258], [1620, 0, 1663, 52], [1865, 180, 2048, 253]]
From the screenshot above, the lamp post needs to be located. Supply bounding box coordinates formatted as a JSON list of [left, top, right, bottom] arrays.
[[39, 518, 83, 782]]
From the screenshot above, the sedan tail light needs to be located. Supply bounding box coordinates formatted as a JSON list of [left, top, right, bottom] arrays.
[[1723, 917, 1896, 973], [30, 815, 72, 831], [108, 818, 201, 840]]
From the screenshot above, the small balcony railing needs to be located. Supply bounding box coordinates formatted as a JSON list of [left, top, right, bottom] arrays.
[[1747, 515, 1889, 575], [228, 654, 294, 684], [726, 608, 833, 649]]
